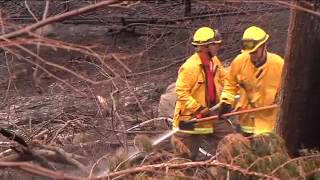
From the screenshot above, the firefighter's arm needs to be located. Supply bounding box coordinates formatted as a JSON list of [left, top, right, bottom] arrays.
[[218, 65, 228, 88], [175, 66, 202, 113], [214, 58, 227, 87], [273, 56, 284, 104], [220, 60, 240, 107]]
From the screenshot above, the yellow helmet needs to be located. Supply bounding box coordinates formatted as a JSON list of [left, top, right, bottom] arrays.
[[192, 27, 222, 46], [241, 26, 269, 53]]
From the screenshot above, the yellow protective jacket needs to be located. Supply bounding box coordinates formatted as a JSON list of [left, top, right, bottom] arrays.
[[220, 52, 283, 134], [173, 53, 226, 134]]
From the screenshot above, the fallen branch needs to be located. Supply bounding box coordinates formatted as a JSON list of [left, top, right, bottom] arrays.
[[0, 161, 87, 180], [89, 154, 111, 178], [0, 128, 29, 147], [0, 149, 12, 158], [40, 144, 89, 175], [111, 54, 132, 73], [99, 159, 279, 179], [49, 119, 77, 144]]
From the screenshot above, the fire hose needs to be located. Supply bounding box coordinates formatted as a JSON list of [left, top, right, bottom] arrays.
[[179, 104, 278, 130]]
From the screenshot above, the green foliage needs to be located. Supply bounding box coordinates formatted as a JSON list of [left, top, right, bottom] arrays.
[[216, 133, 320, 179], [111, 133, 320, 180]]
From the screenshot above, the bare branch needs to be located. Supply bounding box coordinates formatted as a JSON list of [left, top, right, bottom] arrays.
[[24, 0, 39, 22], [0, 161, 87, 180], [99, 159, 278, 179], [40, 145, 89, 175], [0, 0, 122, 39]]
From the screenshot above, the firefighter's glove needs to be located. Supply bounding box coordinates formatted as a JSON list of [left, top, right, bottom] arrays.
[[194, 106, 210, 119], [179, 121, 195, 130], [196, 112, 205, 119], [218, 102, 232, 119]]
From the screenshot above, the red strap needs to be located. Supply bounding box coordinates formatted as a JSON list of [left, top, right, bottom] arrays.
[[198, 52, 217, 106]]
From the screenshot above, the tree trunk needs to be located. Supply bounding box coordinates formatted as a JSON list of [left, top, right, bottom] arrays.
[[277, 1, 320, 156]]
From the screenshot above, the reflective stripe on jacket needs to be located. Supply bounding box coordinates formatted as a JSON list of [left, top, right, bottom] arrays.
[[173, 53, 226, 134], [220, 52, 283, 134]]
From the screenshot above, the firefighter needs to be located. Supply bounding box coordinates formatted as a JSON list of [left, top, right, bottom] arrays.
[[218, 26, 284, 136], [171, 27, 234, 160]]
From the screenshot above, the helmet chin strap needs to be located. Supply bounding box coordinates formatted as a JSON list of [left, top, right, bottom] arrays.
[[206, 44, 218, 58], [208, 50, 214, 58], [197, 45, 215, 58], [251, 44, 267, 67], [255, 48, 267, 67], [261, 47, 267, 62]]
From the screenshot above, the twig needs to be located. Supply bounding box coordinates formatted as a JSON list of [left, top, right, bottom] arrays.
[[111, 54, 132, 73], [3, 46, 85, 95], [0, 129, 55, 169], [110, 86, 126, 150], [270, 154, 320, 175], [31, 112, 63, 138], [0, 35, 120, 78], [126, 117, 171, 132], [0, 142, 12, 146], [32, 0, 51, 94], [3, 51, 13, 104], [114, 151, 147, 172], [100, 159, 278, 179], [30, 33, 120, 77], [246, 153, 278, 171], [107, 129, 165, 134], [305, 167, 320, 178], [124, 80, 148, 117], [49, 119, 75, 144], [115, 111, 128, 153], [32, 149, 85, 164], [10, 42, 99, 85], [123, 168, 198, 180], [0, 128, 28, 147], [0, 161, 87, 180], [89, 154, 111, 178], [125, 56, 186, 78], [0, 149, 12, 158], [0, 12, 17, 105], [64, 140, 122, 151], [40, 144, 89, 175], [0, 0, 121, 39], [24, 0, 39, 22], [275, 0, 320, 17]]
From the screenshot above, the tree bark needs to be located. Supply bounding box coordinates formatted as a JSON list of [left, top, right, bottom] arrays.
[[277, 1, 320, 156]]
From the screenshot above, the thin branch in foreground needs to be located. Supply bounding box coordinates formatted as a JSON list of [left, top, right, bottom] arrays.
[[98, 159, 279, 179], [0, 161, 87, 180], [275, 0, 320, 17], [3, 47, 84, 95], [40, 144, 89, 175], [0, 0, 122, 39]]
